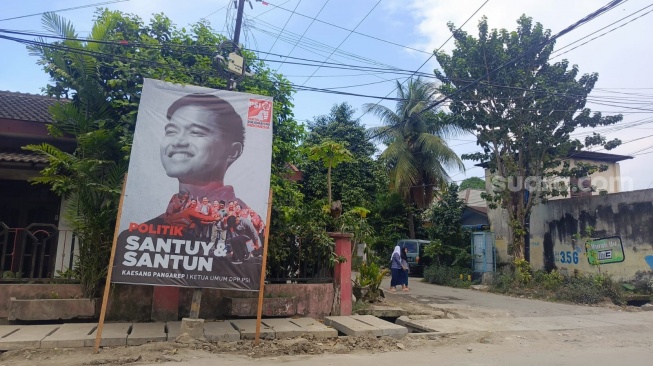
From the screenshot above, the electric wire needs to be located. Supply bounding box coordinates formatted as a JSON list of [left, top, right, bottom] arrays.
[[550, 3, 653, 59], [300, 0, 381, 86], [275, 0, 329, 72], [0, 0, 129, 22], [263, 0, 302, 61], [255, 0, 432, 55], [419, 0, 626, 115], [355, 0, 490, 123]]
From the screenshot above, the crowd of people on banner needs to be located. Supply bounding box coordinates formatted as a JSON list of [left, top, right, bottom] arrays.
[[162, 190, 265, 264]]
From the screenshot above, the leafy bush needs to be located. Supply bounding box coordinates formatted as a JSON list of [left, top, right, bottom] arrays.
[[490, 266, 624, 305], [533, 269, 564, 290], [554, 276, 603, 304], [423, 265, 471, 288], [492, 266, 516, 293], [513, 258, 533, 285], [353, 260, 389, 302]]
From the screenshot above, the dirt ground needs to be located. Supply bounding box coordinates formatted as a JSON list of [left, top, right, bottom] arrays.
[[0, 332, 457, 366], [0, 279, 648, 366]]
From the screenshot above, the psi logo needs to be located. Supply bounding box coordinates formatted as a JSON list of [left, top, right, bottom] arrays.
[[247, 99, 272, 129]]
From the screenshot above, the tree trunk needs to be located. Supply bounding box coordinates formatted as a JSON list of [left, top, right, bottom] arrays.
[[407, 210, 415, 239], [327, 164, 332, 207], [507, 203, 526, 260]]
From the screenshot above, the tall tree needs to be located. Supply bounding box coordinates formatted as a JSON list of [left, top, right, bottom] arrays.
[[434, 15, 622, 260], [365, 78, 465, 239], [460, 177, 486, 191], [300, 103, 386, 210]]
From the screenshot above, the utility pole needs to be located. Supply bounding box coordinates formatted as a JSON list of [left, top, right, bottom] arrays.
[[228, 0, 249, 90], [233, 0, 246, 48]]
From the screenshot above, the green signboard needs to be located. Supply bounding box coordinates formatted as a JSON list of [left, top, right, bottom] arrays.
[[586, 236, 624, 265]]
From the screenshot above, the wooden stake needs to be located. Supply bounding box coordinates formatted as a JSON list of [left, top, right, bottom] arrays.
[[94, 173, 128, 354], [254, 189, 273, 345], [189, 288, 202, 318]]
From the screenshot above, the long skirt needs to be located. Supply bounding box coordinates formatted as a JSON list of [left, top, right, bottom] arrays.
[[390, 268, 402, 288]]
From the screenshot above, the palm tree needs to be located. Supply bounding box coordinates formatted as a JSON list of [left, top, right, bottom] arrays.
[[364, 78, 465, 238], [24, 12, 128, 297]]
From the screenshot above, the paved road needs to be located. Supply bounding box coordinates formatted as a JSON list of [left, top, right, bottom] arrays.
[[381, 274, 621, 318]]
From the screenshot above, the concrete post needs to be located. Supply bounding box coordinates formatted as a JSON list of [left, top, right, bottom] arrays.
[[151, 287, 179, 321], [329, 232, 353, 316]]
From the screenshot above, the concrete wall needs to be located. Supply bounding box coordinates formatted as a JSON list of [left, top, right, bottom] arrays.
[[1, 283, 335, 321], [547, 160, 627, 200], [483, 160, 631, 265], [0, 284, 85, 318], [529, 189, 653, 281]]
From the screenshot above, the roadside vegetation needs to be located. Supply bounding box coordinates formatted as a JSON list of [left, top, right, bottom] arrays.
[[22, 8, 634, 305], [491, 259, 625, 305]]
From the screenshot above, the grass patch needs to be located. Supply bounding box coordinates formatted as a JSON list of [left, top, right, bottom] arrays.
[[490, 260, 625, 305], [422, 265, 472, 288]]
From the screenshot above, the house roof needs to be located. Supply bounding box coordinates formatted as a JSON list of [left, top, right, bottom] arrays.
[[458, 188, 487, 208], [475, 150, 633, 168], [0, 91, 66, 124], [0, 151, 49, 164]]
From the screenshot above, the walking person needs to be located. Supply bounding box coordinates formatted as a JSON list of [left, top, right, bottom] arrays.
[[389, 245, 402, 292], [401, 247, 410, 291]]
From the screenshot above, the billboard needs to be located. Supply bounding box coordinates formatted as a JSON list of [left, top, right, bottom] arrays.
[[111, 78, 273, 291], [586, 236, 625, 265]]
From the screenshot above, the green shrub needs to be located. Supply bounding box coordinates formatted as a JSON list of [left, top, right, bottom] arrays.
[[555, 274, 623, 305], [492, 266, 516, 293], [513, 258, 533, 285], [533, 269, 564, 290], [423, 265, 471, 288]]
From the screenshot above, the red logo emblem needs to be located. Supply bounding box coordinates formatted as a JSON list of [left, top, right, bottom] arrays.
[[247, 99, 272, 129]]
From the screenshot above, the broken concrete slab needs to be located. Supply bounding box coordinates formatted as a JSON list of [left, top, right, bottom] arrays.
[[262, 319, 305, 339], [85, 323, 131, 347], [356, 305, 407, 318], [204, 321, 240, 342], [289, 318, 338, 339], [230, 319, 275, 340], [41, 323, 97, 348], [351, 315, 407, 338], [166, 322, 180, 341], [641, 303, 653, 311], [324, 316, 384, 337], [0, 324, 59, 350], [180, 318, 205, 340], [127, 323, 167, 346]]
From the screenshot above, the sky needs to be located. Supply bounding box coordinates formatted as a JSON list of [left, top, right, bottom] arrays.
[[1, 0, 653, 190]]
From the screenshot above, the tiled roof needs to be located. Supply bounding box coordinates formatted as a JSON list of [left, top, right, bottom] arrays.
[[0, 151, 49, 164], [0, 91, 67, 123]]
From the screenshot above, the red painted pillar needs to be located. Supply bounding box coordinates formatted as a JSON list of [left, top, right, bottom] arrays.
[[329, 232, 353, 316], [151, 286, 180, 321]]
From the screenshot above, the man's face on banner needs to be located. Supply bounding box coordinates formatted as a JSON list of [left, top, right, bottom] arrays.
[[160, 105, 236, 184]]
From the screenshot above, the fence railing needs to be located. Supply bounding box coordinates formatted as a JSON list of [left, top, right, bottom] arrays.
[[267, 236, 334, 284], [0, 222, 76, 281]]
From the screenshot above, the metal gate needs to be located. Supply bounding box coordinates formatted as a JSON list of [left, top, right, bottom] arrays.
[[471, 231, 496, 273]]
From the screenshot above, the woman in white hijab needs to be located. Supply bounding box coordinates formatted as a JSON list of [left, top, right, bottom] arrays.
[[389, 245, 402, 292]]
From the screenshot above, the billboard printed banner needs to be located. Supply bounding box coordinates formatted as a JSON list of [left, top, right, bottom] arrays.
[[111, 78, 273, 291]]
